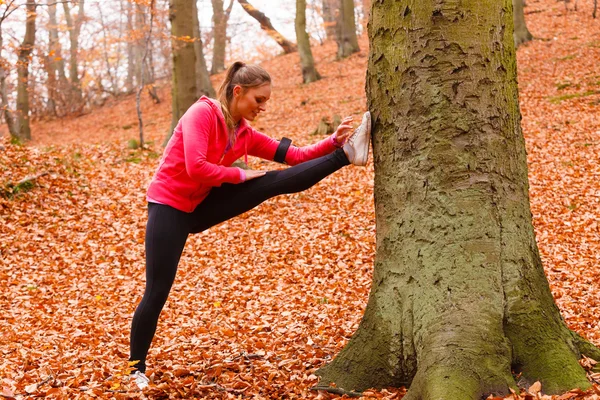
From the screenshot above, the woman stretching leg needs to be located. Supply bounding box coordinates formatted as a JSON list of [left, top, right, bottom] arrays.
[[128, 61, 371, 389]]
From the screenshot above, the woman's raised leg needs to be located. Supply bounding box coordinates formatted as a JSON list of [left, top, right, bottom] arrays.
[[190, 149, 350, 233]]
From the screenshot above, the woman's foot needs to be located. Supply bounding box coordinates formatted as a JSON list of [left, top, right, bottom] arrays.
[[131, 370, 149, 390], [343, 111, 371, 166]]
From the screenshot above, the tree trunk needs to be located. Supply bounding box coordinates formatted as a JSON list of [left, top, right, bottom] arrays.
[[63, 0, 85, 112], [296, 0, 321, 83], [513, 0, 532, 47], [593, 0, 597, 18], [13, 1, 37, 141], [335, 0, 359, 59], [193, 0, 215, 98], [322, 0, 337, 40], [125, 0, 135, 93], [137, 2, 160, 103], [0, 25, 17, 136], [237, 0, 297, 54], [136, 0, 157, 148], [46, 0, 63, 115], [167, 0, 197, 143], [315, 1, 600, 398], [211, 0, 233, 75]]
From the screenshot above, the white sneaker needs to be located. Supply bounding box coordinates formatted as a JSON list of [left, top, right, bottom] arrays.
[[343, 111, 371, 166], [131, 370, 150, 390]]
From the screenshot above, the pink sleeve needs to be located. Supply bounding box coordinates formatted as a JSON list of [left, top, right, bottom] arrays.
[[181, 103, 243, 185], [247, 129, 337, 166]]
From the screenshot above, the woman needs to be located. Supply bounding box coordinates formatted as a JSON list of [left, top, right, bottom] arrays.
[[129, 61, 371, 389]]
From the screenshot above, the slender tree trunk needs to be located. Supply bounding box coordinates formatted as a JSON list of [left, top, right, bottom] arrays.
[[322, 0, 337, 40], [136, 0, 156, 148], [0, 25, 17, 136], [513, 0, 533, 47], [138, 2, 160, 103], [193, 0, 215, 97], [593, 0, 597, 18], [210, 0, 233, 74], [125, 0, 135, 93], [45, 0, 62, 115], [315, 1, 600, 398], [63, 0, 85, 112], [97, 4, 118, 95], [237, 0, 297, 54], [167, 0, 197, 144], [335, 0, 359, 59], [12, 1, 37, 141], [296, 0, 321, 83]]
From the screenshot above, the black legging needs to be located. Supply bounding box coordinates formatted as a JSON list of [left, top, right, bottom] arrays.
[[129, 149, 349, 372]]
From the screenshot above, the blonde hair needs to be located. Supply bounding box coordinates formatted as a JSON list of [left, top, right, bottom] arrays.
[[217, 61, 271, 143]]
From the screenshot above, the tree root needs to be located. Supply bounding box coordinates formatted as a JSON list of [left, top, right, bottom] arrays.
[[309, 385, 362, 398], [572, 331, 600, 361]]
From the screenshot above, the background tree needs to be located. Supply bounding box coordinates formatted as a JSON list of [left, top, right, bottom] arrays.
[[193, 0, 215, 98], [0, 1, 19, 137], [45, 0, 68, 116], [134, 1, 160, 103], [322, 0, 337, 40], [12, 0, 37, 142], [136, 0, 157, 148], [513, 0, 533, 47], [211, 0, 234, 74], [125, 0, 135, 94], [62, 0, 85, 113], [168, 0, 197, 143], [296, 0, 321, 83], [315, 0, 600, 398], [237, 0, 298, 54], [335, 0, 359, 58]]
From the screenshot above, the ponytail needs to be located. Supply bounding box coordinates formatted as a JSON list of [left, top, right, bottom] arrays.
[[217, 61, 271, 144]]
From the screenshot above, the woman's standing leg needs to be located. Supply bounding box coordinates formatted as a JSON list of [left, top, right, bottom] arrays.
[[190, 149, 350, 233], [129, 203, 190, 373]]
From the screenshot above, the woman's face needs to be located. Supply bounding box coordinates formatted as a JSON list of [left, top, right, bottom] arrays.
[[231, 83, 271, 122]]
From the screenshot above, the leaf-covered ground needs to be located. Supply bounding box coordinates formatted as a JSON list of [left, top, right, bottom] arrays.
[[1, 1, 599, 398]]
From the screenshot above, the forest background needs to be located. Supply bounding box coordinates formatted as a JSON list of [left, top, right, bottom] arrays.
[[0, 0, 599, 399]]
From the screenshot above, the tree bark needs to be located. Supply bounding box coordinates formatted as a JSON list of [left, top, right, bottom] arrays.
[[322, 0, 337, 40], [296, 0, 321, 83], [193, 0, 215, 98], [211, 0, 233, 74], [0, 20, 17, 136], [593, 0, 597, 18], [13, 1, 37, 141], [136, 0, 157, 148], [315, 0, 599, 398], [125, 0, 135, 93], [63, 0, 85, 112], [513, 0, 532, 48], [167, 0, 197, 143], [335, 0, 359, 59], [237, 0, 297, 54], [46, 0, 67, 115]]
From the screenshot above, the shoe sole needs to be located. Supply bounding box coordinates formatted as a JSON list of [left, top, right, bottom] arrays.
[[359, 112, 371, 166]]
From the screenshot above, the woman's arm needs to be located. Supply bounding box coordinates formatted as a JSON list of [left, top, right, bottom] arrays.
[[247, 117, 354, 166]]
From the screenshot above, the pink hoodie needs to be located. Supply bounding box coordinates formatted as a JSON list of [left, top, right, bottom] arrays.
[[147, 96, 338, 213]]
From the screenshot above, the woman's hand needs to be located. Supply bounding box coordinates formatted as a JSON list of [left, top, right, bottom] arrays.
[[333, 116, 354, 146], [245, 170, 267, 181]]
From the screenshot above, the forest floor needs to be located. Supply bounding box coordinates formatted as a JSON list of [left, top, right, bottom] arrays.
[[1, 0, 600, 398]]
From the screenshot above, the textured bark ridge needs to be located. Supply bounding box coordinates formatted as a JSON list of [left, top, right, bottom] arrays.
[[315, 1, 599, 399]]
